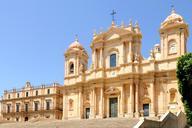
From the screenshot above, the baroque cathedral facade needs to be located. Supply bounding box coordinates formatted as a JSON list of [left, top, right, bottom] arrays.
[[0, 9, 189, 121], [63, 9, 189, 120]]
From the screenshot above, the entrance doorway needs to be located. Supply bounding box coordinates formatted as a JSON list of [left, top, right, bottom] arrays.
[[143, 104, 149, 116], [109, 97, 118, 117], [24, 117, 28, 121], [85, 108, 90, 119]]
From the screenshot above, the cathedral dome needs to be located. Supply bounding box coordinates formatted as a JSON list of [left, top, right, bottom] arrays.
[[69, 39, 83, 50], [161, 8, 184, 29], [65, 37, 88, 56], [164, 10, 183, 22]]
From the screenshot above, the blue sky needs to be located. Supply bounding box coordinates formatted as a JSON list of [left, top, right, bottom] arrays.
[[0, 0, 191, 95]]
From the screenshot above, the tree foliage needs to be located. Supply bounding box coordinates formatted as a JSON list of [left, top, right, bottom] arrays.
[[176, 53, 192, 125]]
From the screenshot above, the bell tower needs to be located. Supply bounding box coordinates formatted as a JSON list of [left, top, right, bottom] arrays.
[[159, 8, 189, 59], [64, 37, 88, 83]]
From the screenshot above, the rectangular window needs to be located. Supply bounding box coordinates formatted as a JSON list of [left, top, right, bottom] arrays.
[[46, 101, 50, 110], [25, 104, 28, 112], [16, 104, 20, 112], [7, 105, 11, 113], [34, 102, 38, 111], [110, 54, 116, 67]]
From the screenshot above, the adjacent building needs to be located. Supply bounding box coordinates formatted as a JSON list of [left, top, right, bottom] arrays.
[[1, 82, 63, 121]]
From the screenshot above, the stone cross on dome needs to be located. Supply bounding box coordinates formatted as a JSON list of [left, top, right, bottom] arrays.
[[171, 5, 176, 14], [75, 34, 79, 41], [110, 9, 116, 22]]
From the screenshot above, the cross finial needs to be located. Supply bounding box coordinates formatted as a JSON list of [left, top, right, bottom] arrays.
[[171, 5, 176, 14], [75, 34, 78, 41], [110, 9, 116, 22]]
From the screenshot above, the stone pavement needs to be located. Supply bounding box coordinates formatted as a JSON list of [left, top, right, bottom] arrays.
[[0, 118, 139, 128]]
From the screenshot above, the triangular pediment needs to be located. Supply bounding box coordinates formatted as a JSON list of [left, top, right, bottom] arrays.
[[92, 27, 133, 44], [106, 33, 120, 41], [104, 27, 132, 41]]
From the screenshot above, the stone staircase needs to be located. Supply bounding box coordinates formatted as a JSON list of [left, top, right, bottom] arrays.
[[0, 118, 139, 128]]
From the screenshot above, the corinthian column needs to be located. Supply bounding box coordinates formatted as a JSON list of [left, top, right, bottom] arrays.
[[99, 87, 104, 118], [128, 83, 134, 117], [99, 48, 103, 68], [128, 41, 132, 63], [135, 81, 139, 117], [120, 84, 125, 117], [90, 87, 96, 118], [150, 80, 155, 117], [62, 89, 68, 120], [78, 87, 83, 119]]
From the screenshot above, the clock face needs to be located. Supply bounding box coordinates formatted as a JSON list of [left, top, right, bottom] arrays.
[[169, 41, 177, 54]]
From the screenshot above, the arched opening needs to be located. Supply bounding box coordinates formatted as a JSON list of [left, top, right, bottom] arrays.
[[25, 117, 28, 121], [16, 117, 19, 122], [168, 40, 177, 54], [69, 62, 74, 74], [142, 97, 151, 117], [84, 102, 90, 119], [69, 99, 74, 111], [169, 88, 177, 103]]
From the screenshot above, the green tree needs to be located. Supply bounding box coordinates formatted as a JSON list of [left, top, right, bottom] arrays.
[[176, 53, 192, 125]]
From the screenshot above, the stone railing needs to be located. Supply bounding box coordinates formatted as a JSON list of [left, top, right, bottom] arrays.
[[134, 111, 187, 128]]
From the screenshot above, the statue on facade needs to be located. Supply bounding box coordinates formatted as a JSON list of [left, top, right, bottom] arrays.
[[143, 84, 149, 96], [80, 63, 84, 73], [134, 53, 140, 63]]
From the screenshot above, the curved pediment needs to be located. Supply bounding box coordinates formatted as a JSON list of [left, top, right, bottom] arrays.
[[142, 97, 151, 104], [105, 87, 120, 95]]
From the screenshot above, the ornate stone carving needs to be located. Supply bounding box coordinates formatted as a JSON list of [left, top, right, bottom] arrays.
[[104, 87, 120, 95], [143, 84, 149, 96]]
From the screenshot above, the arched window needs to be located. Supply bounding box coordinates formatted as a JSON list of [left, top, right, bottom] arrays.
[[36, 90, 38, 96], [69, 63, 74, 74], [47, 89, 50, 94], [110, 54, 116, 67], [26, 92, 29, 97], [17, 93, 19, 98], [168, 40, 177, 54], [69, 99, 74, 111], [8, 94, 10, 99], [169, 88, 177, 103]]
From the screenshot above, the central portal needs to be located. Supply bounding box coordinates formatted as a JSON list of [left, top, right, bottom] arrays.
[[109, 97, 118, 117], [85, 108, 90, 119], [143, 104, 149, 116]]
